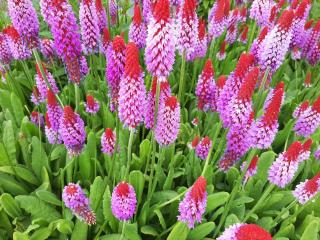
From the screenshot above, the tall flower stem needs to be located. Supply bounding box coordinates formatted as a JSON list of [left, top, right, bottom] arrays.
[[120, 221, 126, 240], [272, 199, 297, 227], [243, 184, 275, 222], [124, 129, 135, 180], [254, 67, 270, 112], [201, 121, 222, 176], [246, 20, 257, 51], [213, 149, 257, 237], [208, 39, 215, 60], [33, 50, 64, 107], [74, 84, 80, 112], [156, 188, 188, 209], [146, 80, 161, 200], [178, 51, 186, 104]]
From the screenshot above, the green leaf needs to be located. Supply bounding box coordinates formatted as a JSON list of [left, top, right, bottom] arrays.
[[124, 223, 141, 240], [99, 234, 128, 240], [167, 222, 190, 240], [225, 214, 240, 228], [90, 176, 106, 212], [3, 120, 16, 164], [36, 190, 62, 206], [102, 186, 117, 231], [0, 173, 28, 195], [13, 232, 29, 240], [0, 143, 10, 166], [129, 170, 145, 204], [55, 219, 73, 235], [205, 192, 229, 214], [0, 89, 14, 115], [301, 221, 319, 240], [87, 131, 97, 159], [0, 165, 39, 185], [71, 220, 88, 240], [31, 137, 50, 179], [30, 228, 51, 240], [140, 225, 159, 237], [11, 92, 24, 125], [0, 193, 22, 218], [15, 196, 61, 222], [256, 151, 276, 182], [188, 222, 215, 240], [154, 209, 166, 229], [79, 150, 91, 181]]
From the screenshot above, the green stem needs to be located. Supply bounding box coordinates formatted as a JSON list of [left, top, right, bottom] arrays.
[[246, 21, 257, 52], [93, 221, 107, 240], [254, 67, 270, 112], [213, 149, 257, 237], [120, 221, 126, 240], [208, 39, 215, 60], [178, 51, 186, 104], [243, 184, 275, 222], [124, 129, 135, 180], [272, 200, 297, 227], [74, 84, 80, 112], [156, 189, 188, 209]]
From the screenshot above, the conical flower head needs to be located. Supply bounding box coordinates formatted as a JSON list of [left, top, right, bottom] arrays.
[[40, 39, 55, 59], [293, 173, 320, 204], [258, 10, 294, 74], [3, 26, 31, 60], [217, 40, 227, 60], [47, 89, 63, 132], [30, 111, 44, 127], [109, 0, 118, 26], [217, 223, 272, 240], [31, 86, 41, 105], [249, 0, 274, 27], [111, 182, 137, 221], [95, 0, 107, 31], [35, 62, 59, 101], [0, 33, 12, 65], [208, 0, 227, 38], [250, 26, 269, 64], [178, 176, 207, 228], [106, 35, 126, 111], [62, 183, 96, 225], [298, 138, 312, 162], [7, 0, 39, 48], [101, 27, 111, 54], [249, 87, 284, 149], [101, 128, 116, 155], [129, 4, 146, 49], [294, 96, 320, 137], [241, 155, 259, 183], [212, 75, 227, 111], [60, 106, 86, 156], [79, 0, 100, 55], [194, 19, 208, 58], [196, 59, 215, 111], [145, 0, 176, 81], [45, 113, 62, 144], [144, 77, 171, 129], [293, 101, 309, 119], [155, 96, 180, 146], [85, 95, 100, 114], [195, 136, 212, 160], [268, 141, 303, 188], [118, 43, 146, 129], [239, 25, 248, 44]]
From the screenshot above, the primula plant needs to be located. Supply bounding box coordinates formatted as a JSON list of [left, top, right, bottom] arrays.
[[0, 0, 320, 239]]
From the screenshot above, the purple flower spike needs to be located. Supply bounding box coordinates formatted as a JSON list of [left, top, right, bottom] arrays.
[[178, 176, 207, 229], [294, 96, 320, 137], [0, 33, 12, 65], [7, 0, 39, 48], [208, 0, 228, 39], [35, 63, 59, 101], [85, 95, 100, 114], [155, 96, 180, 146], [101, 128, 116, 155], [250, 27, 268, 64], [111, 182, 137, 221], [195, 136, 212, 160], [249, 0, 273, 27], [60, 106, 86, 157], [95, 0, 107, 32], [314, 147, 320, 160], [268, 141, 303, 188], [109, 0, 118, 26], [62, 183, 96, 225], [293, 173, 320, 204], [241, 155, 259, 184], [217, 223, 272, 240], [40, 39, 55, 59], [194, 19, 208, 59], [47, 89, 63, 132], [79, 0, 100, 55], [31, 111, 44, 127], [3, 26, 31, 60], [293, 101, 309, 119], [118, 43, 146, 129], [145, 0, 176, 82], [45, 113, 62, 144], [129, 4, 146, 49]]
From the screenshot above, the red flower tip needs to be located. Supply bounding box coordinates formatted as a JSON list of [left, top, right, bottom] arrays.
[[234, 53, 254, 79], [238, 67, 259, 101], [45, 113, 51, 128], [102, 28, 110, 44], [133, 4, 142, 24], [299, 100, 309, 111], [124, 42, 141, 78], [277, 0, 286, 9], [203, 59, 214, 79], [284, 141, 302, 162], [305, 71, 312, 85], [65, 184, 78, 195], [3, 26, 20, 41], [249, 155, 259, 170], [275, 81, 285, 90], [258, 27, 269, 43], [112, 35, 126, 52], [240, 25, 248, 41], [83, 0, 92, 6], [224, 0, 230, 16], [190, 176, 206, 202], [312, 96, 320, 113], [182, 0, 196, 19], [277, 10, 294, 30], [240, 7, 247, 17], [31, 111, 39, 118], [305, 173, 320, 193], [219, 40, 226, 54], [165, 96, 178, 111], [198, 19, 206, 40], [153, 0, 170, 22], [36, 62, 47, 77], [216, 75, 227, 89], [95, 0, 103, 11], [64, 106, 76, 124], [191, 135, 200, 148], [33, 86, 40, 98], [151, 77, 170, 95], [105, 128, 114, 139], [116, 182, 130, 197], [305, 19, 314, 30], [313, 19, 320, 33], [262, 87, 283, 126], [291, 0, 299, 9], [302, 139, 312, 152], [269, 6, 277, 23], [295, 0, 309, 19], [86, 95, 95, 108], [202, 136, 211, 145], [214, 0, 226, 21], [237, 224, 272, 240], [232, 8, 239, 17], [47, 89, 58, 106]]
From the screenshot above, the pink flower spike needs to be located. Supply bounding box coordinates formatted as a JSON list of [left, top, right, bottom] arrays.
[[293, 173, 320, 204], [101, 128, 116, 155]]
